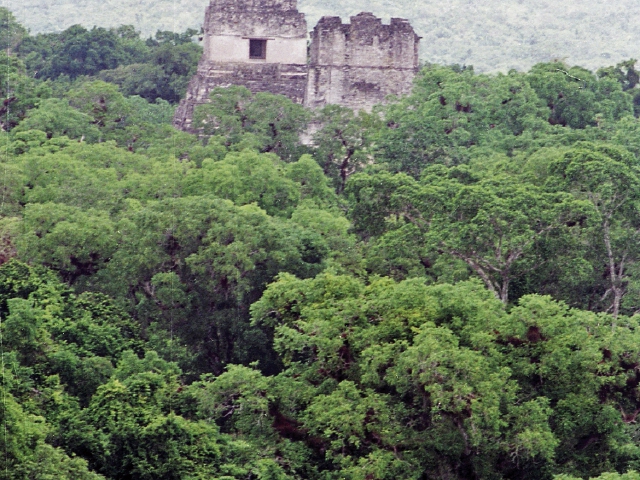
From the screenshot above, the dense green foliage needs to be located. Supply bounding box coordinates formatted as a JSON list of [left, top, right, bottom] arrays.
[[5, 9, 640, 480], [3, 6, 201, 105]]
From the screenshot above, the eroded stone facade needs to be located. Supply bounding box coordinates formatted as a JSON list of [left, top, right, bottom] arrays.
[[174, 0, 420, 131], [306, 13, 420, 112]]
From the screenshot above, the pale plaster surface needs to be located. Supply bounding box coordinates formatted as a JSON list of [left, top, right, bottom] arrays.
[[205, 36, 307, 64]]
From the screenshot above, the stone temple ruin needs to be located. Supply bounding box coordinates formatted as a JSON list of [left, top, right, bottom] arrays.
[[173, 0, 421, 131]]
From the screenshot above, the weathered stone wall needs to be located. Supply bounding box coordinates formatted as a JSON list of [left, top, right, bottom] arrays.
[[204, 0, 302, 36], [305, 13, 420, 112], [174, 0, 308, 131]]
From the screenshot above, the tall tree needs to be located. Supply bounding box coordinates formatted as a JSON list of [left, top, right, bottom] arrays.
[[348, 168, 589, 304], [193, 86, 310, 162], [548, 142, 640, 318], [311, 104, 376, 193]]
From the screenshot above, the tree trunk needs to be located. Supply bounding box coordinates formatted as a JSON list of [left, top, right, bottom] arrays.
[[603, 217, 623, 320], [450, 250, 505, 304]]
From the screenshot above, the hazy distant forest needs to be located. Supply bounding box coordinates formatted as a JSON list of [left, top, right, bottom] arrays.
[[6, 2, 640, 479], [10, 0, 640, 72]]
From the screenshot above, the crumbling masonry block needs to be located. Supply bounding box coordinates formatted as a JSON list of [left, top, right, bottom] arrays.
[[306, 13, 420, 112]]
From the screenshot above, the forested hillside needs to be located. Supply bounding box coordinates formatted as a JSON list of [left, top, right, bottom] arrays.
[[10, 0, 640, 72], [6, 5, 640, 479]]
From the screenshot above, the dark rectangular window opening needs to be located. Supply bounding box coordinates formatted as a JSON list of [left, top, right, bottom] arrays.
[[249, 39, 267, 59]]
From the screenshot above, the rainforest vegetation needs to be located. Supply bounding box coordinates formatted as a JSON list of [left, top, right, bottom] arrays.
[[6, 6, 640, 480]]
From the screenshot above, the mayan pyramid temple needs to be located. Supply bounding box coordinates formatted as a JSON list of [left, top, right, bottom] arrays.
[[174, 0, 421, 131]]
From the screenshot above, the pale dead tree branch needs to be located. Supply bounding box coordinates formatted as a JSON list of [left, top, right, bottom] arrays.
[[618, 251, 628, 280], [602, 216, 623, 320], [402, 209, 430, 230], [449, 249, 503, 303]]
